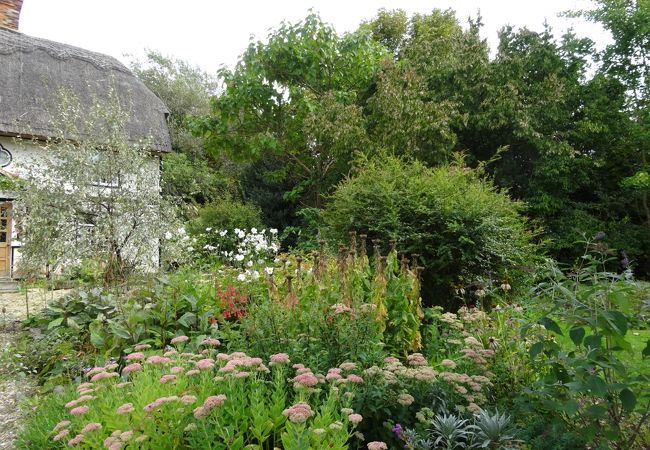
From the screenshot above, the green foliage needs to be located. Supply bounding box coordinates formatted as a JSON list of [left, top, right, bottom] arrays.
[[234, 243, 422, 371], [17, 348, 361, 449], [521, 242, 650, 449], [323, 156, 535, 307], [186, 199, 263, 237]]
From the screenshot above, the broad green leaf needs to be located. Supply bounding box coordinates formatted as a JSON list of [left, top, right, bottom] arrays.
[[539, 317, 563, 335], [602, 311, 628, 335], [619, 388, 636, 413], [642, 339, 650, 358], [529, 342, 544, 359], [569, 327, 585, 346], [586, 375, 607, 396], [48, 317, 64, 329], [584, 334, 601, 350]]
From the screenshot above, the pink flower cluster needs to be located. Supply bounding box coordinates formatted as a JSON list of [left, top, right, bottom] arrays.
[[80, 422, 102, 433], [125, 352, 145, 361], [170, 335, 189, 345], [134, 343, 151, 351], [122, 363, 142, 375], [195, 358, 215, 370], [282, 402, 313, 423], [406, 353, 427, 367], [348, 413, 363, 424], [218, 353, 265, 374], [91, 371, 119, 382], [116, 403, 135, 415], [269, 353, 290, 365], [143, 396, 179, 413], [292, 371, 318, 388], [160, 374, 176, 384], [193, 394, 227, 418], [104, 429, 141, 450], [65, 395, 95, 409], [367, 442, 388, 450], [326, 367, 342, 381], [201, 338, 221, 347], [146, 355, 171, 365]]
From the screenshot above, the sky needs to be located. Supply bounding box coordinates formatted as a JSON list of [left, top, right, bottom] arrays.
[[18, 0, 611, 74]]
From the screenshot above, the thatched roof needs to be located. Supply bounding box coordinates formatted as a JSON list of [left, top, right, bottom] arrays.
[[0, 28, 171, 152]]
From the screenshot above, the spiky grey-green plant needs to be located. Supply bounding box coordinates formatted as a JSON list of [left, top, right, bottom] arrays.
[[429, 413, 477, 450], [471, 409, 521, 450]]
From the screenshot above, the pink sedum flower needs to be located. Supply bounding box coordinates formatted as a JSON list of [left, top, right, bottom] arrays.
[[348, 413, 363, 424], [181, 395, 197, 405], [368, 442, 388, 450], [186, 369, 200, 376], [53, 429, 70, 441], [346, 374, 364, 383], [91, 371, 119, 382], [116, 403, 134, 414], [81, 422, 102, 434], [146, 355, 171, 365], [67, 434, 84, 446], [86, 367, 105, 377], [122, 363, 142, 375], [292, 372, 318, 387], [125, 352, 145, 361], [201, 338, 221, 347], [170, 366, 185, 374], [134, 344, 151, 351], [53, 420, 71, 432], [195, 358, 215, 370], [70, 406, 89, 415], [160, 374, 176, 384], [269, 353, 290, 365], [282, 402, 313, 423], [170, 335, 189, 344]]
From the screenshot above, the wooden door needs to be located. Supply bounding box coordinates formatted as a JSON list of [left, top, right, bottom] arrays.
[[0, 202, 11, 277]]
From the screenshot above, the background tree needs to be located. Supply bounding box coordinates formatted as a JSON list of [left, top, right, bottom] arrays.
[[16, 89, 180, 283]]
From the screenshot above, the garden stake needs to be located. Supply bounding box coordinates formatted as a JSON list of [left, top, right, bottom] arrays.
[[349, 231, 357, 257], [411, 253, 420, 271], [359, 234, 367, 258]]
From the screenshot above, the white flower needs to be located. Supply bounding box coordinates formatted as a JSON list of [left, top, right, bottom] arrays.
[[164, 231, 173, 240], [265, 267, 274, 275], [234, 228, 241, 234], [270, 228, 278, 234], [237, 230, 245, 239], [219, 230, 227, 237], [251, 270, 260, 280], [251, 227, 258, 234], [237, 274, 246, 282], [206, 227, 212, 232], [235, 254, 245, 262], [246, 260, 253, 267]]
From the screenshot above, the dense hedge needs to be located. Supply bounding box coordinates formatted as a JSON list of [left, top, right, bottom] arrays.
[[323, 156, 536, 307]]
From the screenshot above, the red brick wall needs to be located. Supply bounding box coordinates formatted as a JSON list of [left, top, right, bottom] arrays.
[[0, 0, 23, 31]]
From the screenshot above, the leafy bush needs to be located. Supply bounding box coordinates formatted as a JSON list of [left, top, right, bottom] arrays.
[[186, 198, 263, 237], [323, 156, 535, 308], [521, 241, 650, 449]]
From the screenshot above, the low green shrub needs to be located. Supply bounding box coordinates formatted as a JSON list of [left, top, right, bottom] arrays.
[[520, 242, 650, 449], [323, 156, 536, 308], [186, 198, 263, 237]]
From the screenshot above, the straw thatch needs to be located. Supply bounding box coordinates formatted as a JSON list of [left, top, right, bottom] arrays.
[[0, 27, 171, 152]]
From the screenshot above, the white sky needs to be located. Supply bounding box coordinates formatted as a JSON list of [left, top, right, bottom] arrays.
[[18, 0, 610, 73]]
